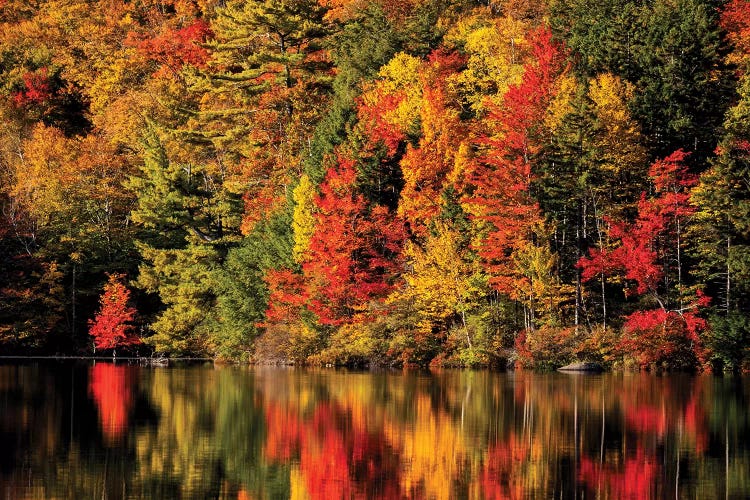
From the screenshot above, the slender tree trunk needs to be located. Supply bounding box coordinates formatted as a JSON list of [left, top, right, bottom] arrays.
[[71, 264, 76, 338], [575, 201, 583, 329], [726, 236, 731, 315], [677, 216, 683, 310], [601, 274, 607, 330], [592, 191, 606, 328]]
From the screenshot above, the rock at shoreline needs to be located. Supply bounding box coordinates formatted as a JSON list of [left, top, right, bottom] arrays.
[[558, 362, 603, 372]]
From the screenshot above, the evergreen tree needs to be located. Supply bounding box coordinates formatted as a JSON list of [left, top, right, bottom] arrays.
[[129, 126, 241, 355], [185, 0, 332, 230], [550, 0, 732, 163]]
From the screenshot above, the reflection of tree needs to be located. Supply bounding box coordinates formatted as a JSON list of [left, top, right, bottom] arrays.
[[480, 434, 529, 500], [2, 366, 750, 499], [264, 400, 402, 499], [579, 446, 658, 499], [88, 362, 136, 445], [255, 369, 750, 500]]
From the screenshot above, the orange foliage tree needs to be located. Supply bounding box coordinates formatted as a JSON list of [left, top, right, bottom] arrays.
[[397, 50, 467, 236], [302, 155, 406, 326]]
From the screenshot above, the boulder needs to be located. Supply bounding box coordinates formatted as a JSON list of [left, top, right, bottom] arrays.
[[558, 362, 604, 372]]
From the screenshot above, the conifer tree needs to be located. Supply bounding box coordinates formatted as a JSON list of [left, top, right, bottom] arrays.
[[129, 126, 238, 355], [186, 0, 332, 231]]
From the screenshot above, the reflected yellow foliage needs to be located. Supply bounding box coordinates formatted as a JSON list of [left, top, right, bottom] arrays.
[[3, 366, 750, 499]]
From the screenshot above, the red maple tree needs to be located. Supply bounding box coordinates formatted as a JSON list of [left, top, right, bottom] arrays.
[[465, 26, 567, 297], [88, 273, 139, 354], [12, 67, 52, 107], [131, 19, 212, 77], [579, 150, 708, 368], [301, 155, 406, 325]]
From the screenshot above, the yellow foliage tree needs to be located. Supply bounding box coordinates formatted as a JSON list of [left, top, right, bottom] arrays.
[[588, 73, 648, 198], [444, 9, 528, 113], [292, 174, 317, 263], [396, 221, 487, 343]]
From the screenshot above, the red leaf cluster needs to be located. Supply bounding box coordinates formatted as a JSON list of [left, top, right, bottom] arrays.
[[466, 26, 566, 295], [357, 90, 407, 156], [579, 150, 697, 297], [621, 308, 707, 368], [12, 68, 52, 107], [301, 156, 406, 325], [133, 19, 212, 76]]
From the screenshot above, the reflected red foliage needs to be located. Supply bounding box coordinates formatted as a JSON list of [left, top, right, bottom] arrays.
[[481, 434, 529, 500], [619, 377, 710, 455], [625, 404, 667, 437], [579, 446, 658, 500], [683, 389, 709, 454], [88, 363, 135, 445], [264, 401, 402, 499]]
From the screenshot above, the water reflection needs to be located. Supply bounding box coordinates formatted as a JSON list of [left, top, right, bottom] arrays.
[[89, 363, 137, 445], [0, 364, 748, 499]]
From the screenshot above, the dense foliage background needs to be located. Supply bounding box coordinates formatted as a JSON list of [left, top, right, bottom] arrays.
[[1, 0, 749, 369]]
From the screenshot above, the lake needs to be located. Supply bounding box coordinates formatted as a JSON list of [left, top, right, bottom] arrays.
[[0, 362, 748, 499]]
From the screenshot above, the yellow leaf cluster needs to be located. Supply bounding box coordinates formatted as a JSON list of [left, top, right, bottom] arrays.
[[445, 10, 528, 112], [292, 174, 317, 263], [361, 52, 423, 131]]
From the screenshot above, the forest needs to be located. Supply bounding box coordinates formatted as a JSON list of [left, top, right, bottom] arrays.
[[0, 0, 749, 370]]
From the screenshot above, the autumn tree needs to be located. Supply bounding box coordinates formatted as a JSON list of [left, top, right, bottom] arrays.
[[305, 2, 403, 182], [442, 8, 529, 114], [89, 273, 139, 354], [538, 73, 648, 328], [688, 0, 750, 370], [464, 26, 570, 330], [549, 0, 731, 164], [396, 50, 468, 237], [579, 151, 707, 369], [391, 220, 490, 365], [212, 207, 294, 361], [301, 155, 405, 326]]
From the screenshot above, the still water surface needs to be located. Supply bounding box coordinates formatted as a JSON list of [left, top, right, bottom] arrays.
[[1, 362, 748, 499]]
